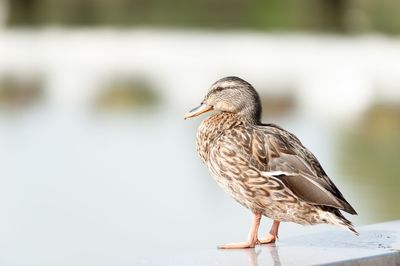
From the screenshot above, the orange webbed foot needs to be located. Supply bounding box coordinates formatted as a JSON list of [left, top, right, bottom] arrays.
[[218, 239, 260, 249], [259, 234, 278, 244]]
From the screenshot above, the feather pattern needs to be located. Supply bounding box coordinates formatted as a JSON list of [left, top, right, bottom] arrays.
[[197, 112, 357, 232], [190, 76, 358, 235]]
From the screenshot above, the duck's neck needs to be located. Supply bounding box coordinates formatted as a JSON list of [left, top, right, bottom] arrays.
[[238, 102, 262, 125]]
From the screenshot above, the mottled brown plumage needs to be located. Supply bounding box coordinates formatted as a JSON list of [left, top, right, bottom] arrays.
[[185, 76, 358, 248]]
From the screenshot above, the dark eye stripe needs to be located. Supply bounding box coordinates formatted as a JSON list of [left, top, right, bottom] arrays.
[[206, 87, 223, 98], [207, 86, 233, 98], [213, 87, 224, 93]]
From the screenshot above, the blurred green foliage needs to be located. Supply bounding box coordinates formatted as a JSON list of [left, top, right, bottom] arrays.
[[0, 75, 43, 108], [260, 93, 296, 118], [95, 78, 159, 110], [6, 0, 400, 33], [340, 104, 400, 221]]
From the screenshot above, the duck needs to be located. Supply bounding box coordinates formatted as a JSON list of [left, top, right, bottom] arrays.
[[184, 76, 358, 249]]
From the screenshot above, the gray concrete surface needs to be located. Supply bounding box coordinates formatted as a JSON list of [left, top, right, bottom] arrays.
[[144, 220, 400, 265]]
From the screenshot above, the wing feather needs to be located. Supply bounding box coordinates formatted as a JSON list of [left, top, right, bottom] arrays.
[[252, 124, 357, 214]]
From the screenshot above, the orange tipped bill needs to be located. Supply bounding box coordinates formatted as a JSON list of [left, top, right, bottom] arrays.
[[184, 103, 213, 119]]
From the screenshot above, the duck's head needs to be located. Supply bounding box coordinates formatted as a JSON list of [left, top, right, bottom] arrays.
[[184, 76, 262, 122]]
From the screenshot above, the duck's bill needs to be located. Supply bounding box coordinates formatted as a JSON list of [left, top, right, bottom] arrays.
[[184, 103, 213, 119]]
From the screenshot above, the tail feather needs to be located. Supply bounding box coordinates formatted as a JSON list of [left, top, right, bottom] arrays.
[[338, 217, 359, 235], [321, 207, 359, 235]]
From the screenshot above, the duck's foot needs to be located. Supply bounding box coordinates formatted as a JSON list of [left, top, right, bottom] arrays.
[[259, 220, 280, 244], [218, 239, 260, 249], [218, 212, 262, 249], [259, 234, 277, 244]]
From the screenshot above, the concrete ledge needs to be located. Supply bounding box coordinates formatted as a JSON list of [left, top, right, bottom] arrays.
[[154, 220, 400, 266]]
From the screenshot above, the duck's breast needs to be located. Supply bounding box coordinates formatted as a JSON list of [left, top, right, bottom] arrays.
[[196, 113, 242, 164]]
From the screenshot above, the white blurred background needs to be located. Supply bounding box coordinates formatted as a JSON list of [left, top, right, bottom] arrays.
[[0, 0, 400, 265]]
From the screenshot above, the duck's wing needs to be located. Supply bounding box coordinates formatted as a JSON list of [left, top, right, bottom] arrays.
[[251, 124, 357, 215]]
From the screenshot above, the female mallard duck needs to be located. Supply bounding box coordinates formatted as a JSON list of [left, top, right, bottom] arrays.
[[184, 76, 358, 249]]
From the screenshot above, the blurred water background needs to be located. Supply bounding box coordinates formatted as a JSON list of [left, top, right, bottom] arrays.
[[0, 1, 400, 265]]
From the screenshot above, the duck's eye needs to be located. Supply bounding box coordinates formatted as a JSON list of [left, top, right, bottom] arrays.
[[213, 87, 224, 93]]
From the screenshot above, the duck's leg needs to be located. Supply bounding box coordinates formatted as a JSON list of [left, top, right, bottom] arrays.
[[218, 213, 261, 249], [259, 220, 280, 244]]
